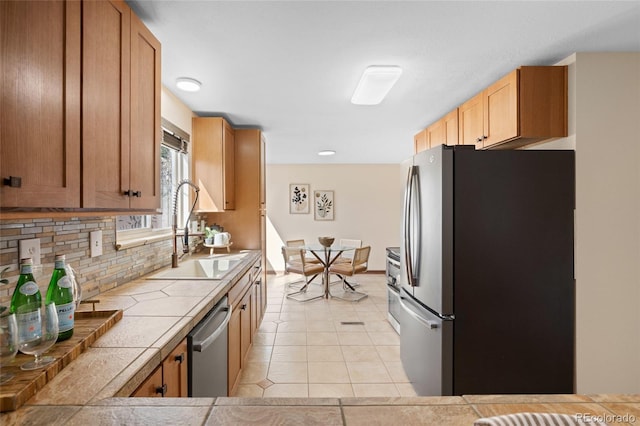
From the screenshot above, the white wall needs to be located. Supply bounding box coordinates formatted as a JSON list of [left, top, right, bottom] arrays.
[[266, 164, 403, 272], [161, 85, 196, 135], [534, 52, 640, 393]]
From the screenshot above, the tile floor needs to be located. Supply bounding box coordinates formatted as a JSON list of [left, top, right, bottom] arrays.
[[233, 273, 417, 398]]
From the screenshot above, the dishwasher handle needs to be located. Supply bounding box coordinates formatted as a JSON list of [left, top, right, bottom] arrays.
[[192, 305, 232, 352]]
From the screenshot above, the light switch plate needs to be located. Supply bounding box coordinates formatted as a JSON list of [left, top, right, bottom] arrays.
[[90, 230, 103, 258], [19, 238, 41, 265]]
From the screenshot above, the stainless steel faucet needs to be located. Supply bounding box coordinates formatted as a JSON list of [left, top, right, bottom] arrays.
[[172, 179, 200, 268]]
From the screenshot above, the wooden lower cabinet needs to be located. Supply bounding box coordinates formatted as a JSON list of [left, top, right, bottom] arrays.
[[132, 338, 188, 397], [163, 339, 188, 397], [227, 260, 263, 396], [239, 289, 252, 366], [227, 301, 242, 396], [131, 364, 164, 397], [228, 286, 252, 395]]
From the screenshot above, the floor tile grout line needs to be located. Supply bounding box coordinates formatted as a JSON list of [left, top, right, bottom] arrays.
[[235, 274, 412, 398]]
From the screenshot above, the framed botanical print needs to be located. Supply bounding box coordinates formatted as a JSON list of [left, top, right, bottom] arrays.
[[289, 184, 310, 214], [314, 190, 334, 221]]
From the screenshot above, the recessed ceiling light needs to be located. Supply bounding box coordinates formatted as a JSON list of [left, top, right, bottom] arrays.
[[351, 65, 403, 105], [318, 150, 336, 156], [176, 77, 201, 92]]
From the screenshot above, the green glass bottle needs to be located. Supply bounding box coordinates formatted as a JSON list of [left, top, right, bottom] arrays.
[[45, 255, 74, 341], [10, 258, 42, 343]]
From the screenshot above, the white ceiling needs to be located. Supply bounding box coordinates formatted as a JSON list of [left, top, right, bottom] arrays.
[[128, 1, 640, 164]]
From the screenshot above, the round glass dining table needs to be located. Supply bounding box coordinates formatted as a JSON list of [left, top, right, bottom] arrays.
[[294, 244, 355, 300]]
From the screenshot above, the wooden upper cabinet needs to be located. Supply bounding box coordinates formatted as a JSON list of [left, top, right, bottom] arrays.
[[260, 133, 266, 209], [193, 117, 236, 211], [413, 129, 428, 153], [0, 0, 159, 211], [82, 0, 130, 209], [129, 12, 161, 210], [470, 66, 567, 149], [82, 0, 160, 209], [0, 0, 81, 208], [427, 109, 459, 148], [222, 121, 236, 210], [459, 91, 485, 148], [484, 70, 518, 147]]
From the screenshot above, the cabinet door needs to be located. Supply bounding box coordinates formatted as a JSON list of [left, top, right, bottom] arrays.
[[240, 289, 252, 366], [484, 69, 518, 148], [130, 13, 161, 210], [260, 133, 266, 209], [252, 280, 260, 338], [163, 339, 188, 397], [427, 109, 459, 149], [131, 365, 164, 397], [227, 303, 241, 395], [444, 109, 459, 146], [0, 0, 81, 208], [459, 92, 485, 148], [193, 117, 235, 212], [223, 121, 236, 210], [229, 129, 262, 249], [413, 129, 428, 153], [426, 120, 446, 149], [82, 0, 130, 208]]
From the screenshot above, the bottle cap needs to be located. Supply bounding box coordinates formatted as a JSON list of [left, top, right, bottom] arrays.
[[55, 254, 65, 261], [20, 258, 33, 265]]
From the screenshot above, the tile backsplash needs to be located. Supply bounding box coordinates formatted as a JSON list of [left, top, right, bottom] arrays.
[[0, 217, 174, 307]]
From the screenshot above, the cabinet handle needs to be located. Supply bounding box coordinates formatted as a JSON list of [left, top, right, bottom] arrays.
[[3, 176, 22, 188], [133, 190, 142, 197], [155, 384, 167, 396], [124, 190, 133, 196], [174, 353, 185, 363], [241, 304, 247, 311], [124, 190, 142, 197], [255, 279, 261, 286], [476, 137, 483, 143], [483, 135, 488, 140]]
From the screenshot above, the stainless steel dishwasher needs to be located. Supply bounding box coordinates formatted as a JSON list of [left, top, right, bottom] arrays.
[[187, 296, 231, 397]]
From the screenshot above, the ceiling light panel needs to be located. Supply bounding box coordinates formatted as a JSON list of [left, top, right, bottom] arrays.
[[351, 66, 402, 105], [176, 77, 202, 92]]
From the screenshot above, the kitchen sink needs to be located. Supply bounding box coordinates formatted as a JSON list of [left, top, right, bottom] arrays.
[[147, 253, 248, 280]]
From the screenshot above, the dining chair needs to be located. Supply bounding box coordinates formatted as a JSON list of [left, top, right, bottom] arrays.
[[282, 246, 325, 302], [330, 239, 362, 285], [286, 239, 321, 264], [334, 239, 362, 263], [328, 246, 370, 302]]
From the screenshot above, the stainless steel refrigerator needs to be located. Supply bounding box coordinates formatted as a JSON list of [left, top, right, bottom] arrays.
[[399, 145, 575, 396]]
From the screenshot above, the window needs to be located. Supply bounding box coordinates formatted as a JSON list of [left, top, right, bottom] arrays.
[[116, 120, 190, 247]]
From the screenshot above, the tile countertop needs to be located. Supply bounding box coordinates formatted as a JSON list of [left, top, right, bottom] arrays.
[[2, 250, 639, 425]]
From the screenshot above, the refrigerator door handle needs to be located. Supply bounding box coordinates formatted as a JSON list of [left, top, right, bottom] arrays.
[[403, 165, 417, 287], [399, 296, 438, 329]]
